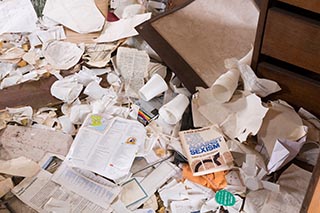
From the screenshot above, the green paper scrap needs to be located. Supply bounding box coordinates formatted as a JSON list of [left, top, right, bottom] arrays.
[[215, 190, 236, 206], [90, 115, 102, 127]]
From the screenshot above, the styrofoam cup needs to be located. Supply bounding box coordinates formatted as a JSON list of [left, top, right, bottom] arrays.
[[139, 73, 168, 101], [159, 94, 189, 125]]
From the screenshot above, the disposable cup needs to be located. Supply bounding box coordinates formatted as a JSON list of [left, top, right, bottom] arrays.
[[139, 73, 168, 101], [159, 94, 189, 125]]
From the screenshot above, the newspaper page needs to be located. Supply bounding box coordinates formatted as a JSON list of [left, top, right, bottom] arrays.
[[12, 154, 113, 213], [116, 47, 149, 98], [179, 125, 233, 176], [66, 114, 146, 181]]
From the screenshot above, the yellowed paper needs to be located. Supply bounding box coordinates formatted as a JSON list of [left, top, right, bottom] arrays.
[[0, 157, 40, 177]]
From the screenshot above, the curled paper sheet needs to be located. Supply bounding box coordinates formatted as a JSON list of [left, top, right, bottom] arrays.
[[210, 69, 240, 103], [0, 157, 40, 177]]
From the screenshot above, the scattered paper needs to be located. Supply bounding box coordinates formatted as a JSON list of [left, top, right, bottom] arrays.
[[42, 40, 84, 70], [12, 154, 112, 213], [96, 13, 152, 43], [66, 114, 146, 181], [116, 47, 149, 98], [0, 156, 40, 177], [43, 0, 105, 34], [52, 163, 121, 209], [28, 26, 66, 47], [0, 0, 37, 35]]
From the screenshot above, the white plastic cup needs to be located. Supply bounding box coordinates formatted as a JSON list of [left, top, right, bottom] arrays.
[[84, 81, 109, 100], [159, 94, 189, 125], [139, 73, 168, 101], [211, 69, 240, 103]]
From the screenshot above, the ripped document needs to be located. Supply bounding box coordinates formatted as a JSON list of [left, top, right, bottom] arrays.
[[179, 125, 233, 176], [28, 26, 66, 47], [96, 13, 152, 43], [0, 0, 38, 35], [12, 154, 114, 213], [116, 47, 149, 98], [83, 42, 120, 68], [52, 163, 121, 209], [43, 0, 105, 34], [66, 114, 146, 181]]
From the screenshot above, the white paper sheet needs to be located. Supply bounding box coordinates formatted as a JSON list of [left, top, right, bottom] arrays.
[[83, 43, 119, 68], [66, 114, 146, 181], [52, 163, 121, 209], [96, 13, 152, 43], [12, 154, 112, 213], [116, 47, 149, 98], [0, 0, 38, 35], [43, 0, 105, 34], [42, 40, 84, 70]]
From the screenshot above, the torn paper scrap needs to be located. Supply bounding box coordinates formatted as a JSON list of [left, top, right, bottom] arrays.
[[42, 40, 84, 70], [179, 125, 233, 176], [267, 134, 307, 173], [191, 93, 211, 128], [237, 62, 281, 97], [243, 189, 270, 213], [221, 93, 268, 142], [28, 26, 66, 47], [0, 157, 40, 177], [159, 180, 188, 207], [66, 115, 146, 181], [6, 106, 33, 124], [116, 47, 149, 98], [0, 125, 73, 162], [83, 42, 119, 68], [257, 100, 307, 156], [43, 0, 105, 34], [0, 176, 13, 198], [0, 0, 38, 35], [96, 13, 152, 43]]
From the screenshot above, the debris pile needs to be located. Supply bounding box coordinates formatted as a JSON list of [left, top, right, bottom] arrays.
[[0, 0, 319, 213]]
